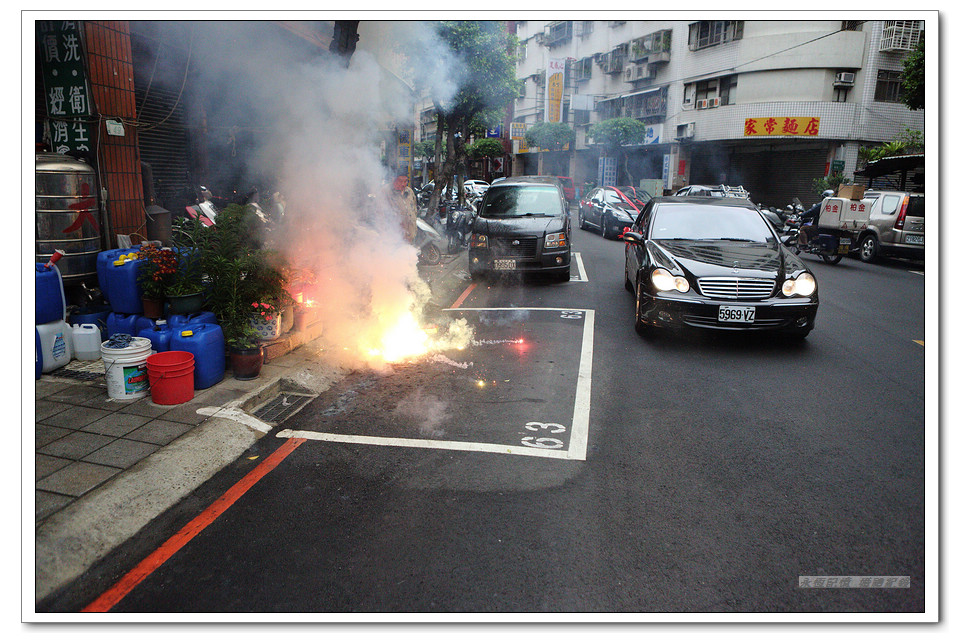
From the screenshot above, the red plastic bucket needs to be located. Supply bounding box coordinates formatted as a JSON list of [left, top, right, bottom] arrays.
[[146, 351, 195, 405]]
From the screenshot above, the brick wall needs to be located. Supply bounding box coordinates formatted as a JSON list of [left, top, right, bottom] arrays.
[[83, 21, 145, 244]]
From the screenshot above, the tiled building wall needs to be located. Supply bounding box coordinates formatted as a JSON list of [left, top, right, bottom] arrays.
[[83, 21, 144, 243]]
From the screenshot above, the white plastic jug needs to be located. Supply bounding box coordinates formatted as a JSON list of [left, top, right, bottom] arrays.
[[71, 323, 102, 361], [37, 319, 73, 373]]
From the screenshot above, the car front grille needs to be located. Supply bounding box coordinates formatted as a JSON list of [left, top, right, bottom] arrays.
[[491, 237, 539, 258], [697, 277, 776, 300]]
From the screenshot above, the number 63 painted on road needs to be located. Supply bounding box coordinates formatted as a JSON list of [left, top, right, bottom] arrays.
[[521, 421, 566, 449]]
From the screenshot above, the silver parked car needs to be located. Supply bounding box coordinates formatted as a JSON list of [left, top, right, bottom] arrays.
[[857, 191, 924, 262]]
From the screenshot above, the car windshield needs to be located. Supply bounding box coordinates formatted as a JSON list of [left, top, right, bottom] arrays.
[[650, 204, 776, 243], [481, 185, 564, 218]]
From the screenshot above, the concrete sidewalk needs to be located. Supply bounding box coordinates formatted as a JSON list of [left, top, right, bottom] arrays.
[[32, 250, 471, 606]]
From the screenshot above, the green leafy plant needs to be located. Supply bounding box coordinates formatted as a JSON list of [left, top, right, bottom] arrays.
[[197, 204, 293, 349], [588, 117, 647, 185]]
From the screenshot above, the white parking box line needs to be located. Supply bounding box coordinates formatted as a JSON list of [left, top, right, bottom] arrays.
[[572, 251, 588, 282], [274, 430, 580, 460], [282, 307, 595, 461]]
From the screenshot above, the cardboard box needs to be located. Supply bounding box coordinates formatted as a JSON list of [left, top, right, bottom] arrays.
[[837, 184, 865, 200]]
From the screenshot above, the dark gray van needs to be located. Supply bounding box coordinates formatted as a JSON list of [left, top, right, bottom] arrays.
[[468, 179, 572, 281]]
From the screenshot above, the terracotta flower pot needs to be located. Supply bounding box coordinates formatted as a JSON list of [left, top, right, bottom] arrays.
[[141, 297, 164, 319], [230, 345, 264, 380]]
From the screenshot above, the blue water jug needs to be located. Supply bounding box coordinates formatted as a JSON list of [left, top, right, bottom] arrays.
[[106, 312, 143, 338], [169, 323, 225, 389], [69, 304, 111, 341], [96, 248, 126, 301], [36, 328, 43, 379], [101, 252, 143, 314], [36, 263, 66, 324], [168, 311, 218, 328], [137, 320, 173, 353]]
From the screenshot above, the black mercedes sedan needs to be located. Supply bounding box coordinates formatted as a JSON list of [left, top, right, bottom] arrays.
[[623, 197, 818, 339]]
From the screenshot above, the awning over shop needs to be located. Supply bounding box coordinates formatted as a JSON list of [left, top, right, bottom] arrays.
[[855, 154, 924, 191]]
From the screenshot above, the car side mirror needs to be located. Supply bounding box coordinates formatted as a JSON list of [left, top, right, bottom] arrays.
[[623, 231, 644, 245]]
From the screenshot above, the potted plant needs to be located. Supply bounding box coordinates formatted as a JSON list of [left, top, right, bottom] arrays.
[[165, 246, 205, 314], [223, 317, 263, 380], [249, 299, 282, 340], [136, 244, 177, 318]]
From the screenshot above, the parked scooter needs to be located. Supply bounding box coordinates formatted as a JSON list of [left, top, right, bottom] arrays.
[[182, 186, 218, 227], [415, 218, 443, 265], [442, 204, 476, 255]]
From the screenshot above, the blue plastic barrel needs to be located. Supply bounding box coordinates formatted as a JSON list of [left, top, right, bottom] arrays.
[[104, 253, 144, 314], [36, 328, 43, 379], [36, 263, 66, 324], [96, 249, 126, 303], [168, 311, 218, 328], [169, 323, 225, 389], [137, 321, 173, 353], [106, 312, 143, 338]]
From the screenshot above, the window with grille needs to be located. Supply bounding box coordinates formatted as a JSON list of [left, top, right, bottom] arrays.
[[874, 69, 903, 102], [880, 20, 923, 52], [688, 20, 743, 50]]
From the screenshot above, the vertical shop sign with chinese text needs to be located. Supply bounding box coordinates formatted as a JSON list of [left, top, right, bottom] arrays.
[[546, 58, 565, 123], [397, 127, 413, 176], [37, 20, 93, 155]]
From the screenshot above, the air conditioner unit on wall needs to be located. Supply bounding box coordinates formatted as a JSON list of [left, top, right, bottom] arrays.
[[834, 71, 856, 86], [676, 123, 695, 139], [624, 63, 639, 82], [696, 99, 710, 109], [709, 97, 721, 107]]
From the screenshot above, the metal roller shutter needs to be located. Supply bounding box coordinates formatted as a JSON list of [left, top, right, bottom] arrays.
[[131, 25, 192, 213]]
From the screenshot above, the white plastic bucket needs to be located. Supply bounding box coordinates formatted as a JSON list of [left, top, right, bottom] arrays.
[[71, 324, 102, 360], [101, 337, 152, 400]]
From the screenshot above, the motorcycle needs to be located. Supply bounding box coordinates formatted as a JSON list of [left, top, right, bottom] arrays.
[[415, 218, 443, 265], [440, 201, 476, 254], [781, 224, 856, 265]]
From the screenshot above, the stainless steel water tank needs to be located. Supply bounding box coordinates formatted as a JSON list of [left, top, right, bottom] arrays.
[[36, 153, 102, 280]]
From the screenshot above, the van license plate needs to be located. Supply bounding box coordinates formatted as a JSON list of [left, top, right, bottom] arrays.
[[718, 306, 755, 323], [905, 234, 924, 245], [494, 259, 516, 270]]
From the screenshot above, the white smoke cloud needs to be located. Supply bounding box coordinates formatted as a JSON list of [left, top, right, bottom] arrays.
[[182, 20, 466, 370]]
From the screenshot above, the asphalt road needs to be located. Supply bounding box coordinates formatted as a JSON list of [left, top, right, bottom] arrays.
[[43, 224, 927, 614]]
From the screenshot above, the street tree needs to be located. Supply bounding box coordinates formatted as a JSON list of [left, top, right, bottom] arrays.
[[524, 121, 575, 176], [401, 21, 520, 216], [588, 117, 646, 185], [901, 37, 924, 111], [466, 137, 507, 180]]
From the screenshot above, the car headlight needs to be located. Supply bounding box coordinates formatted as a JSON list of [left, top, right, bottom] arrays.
[[544, 232, 567, 248], [782, 272, 816, 297], [651, 268, 690, 293], [470, 233, 488, 248]]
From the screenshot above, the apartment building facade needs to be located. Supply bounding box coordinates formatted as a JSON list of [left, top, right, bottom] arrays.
[[510, 18, 926, 206]]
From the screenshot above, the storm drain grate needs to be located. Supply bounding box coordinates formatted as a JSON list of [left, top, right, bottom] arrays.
[[49, 360, 106, 383], [252, 392, 316, 425]]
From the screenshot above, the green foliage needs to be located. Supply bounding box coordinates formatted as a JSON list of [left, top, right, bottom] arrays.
[[192, 204, 293, 348], [901, 37, 924, 111], [467, 137, 506, 159], [414, 140, 436, 160], [525, 122, 575, 152], [813, 172, 847, 195], [588, 117, 646, 150]]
